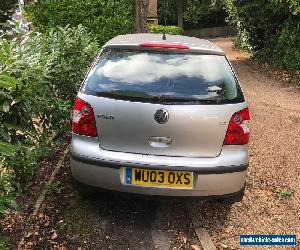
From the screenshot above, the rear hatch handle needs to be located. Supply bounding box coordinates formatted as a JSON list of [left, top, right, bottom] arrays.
[[148, 136, 172, 148]]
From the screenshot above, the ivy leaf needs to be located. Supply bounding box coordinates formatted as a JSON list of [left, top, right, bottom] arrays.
[[0, 206, 6, 216], [0, 75, 18, 90], [0, 196, 20, 215], [8, 199, 20, 211], [2, 102, 10, 113], [0, 90, 13, 100], [0, 141, 18, 157]]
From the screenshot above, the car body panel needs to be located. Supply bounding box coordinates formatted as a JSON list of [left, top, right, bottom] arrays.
[[71, 134, 248, 169], [71, 157, 247, 197], [78, 92, 247, 158]]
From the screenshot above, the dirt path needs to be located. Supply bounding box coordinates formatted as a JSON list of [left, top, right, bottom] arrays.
[[5, 38, 299, 250], [15, 158, 201, 250]]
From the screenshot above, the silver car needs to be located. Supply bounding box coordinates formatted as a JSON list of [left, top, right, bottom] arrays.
[[70, 34, 250, 203]]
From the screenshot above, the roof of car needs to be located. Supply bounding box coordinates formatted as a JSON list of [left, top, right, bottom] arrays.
[[104, 33, 224, 55]]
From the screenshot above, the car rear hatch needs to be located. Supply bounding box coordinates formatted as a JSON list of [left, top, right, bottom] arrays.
[[80, 45, 246, 158]]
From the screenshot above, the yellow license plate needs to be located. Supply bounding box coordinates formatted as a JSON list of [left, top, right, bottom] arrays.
[[124, 168, 193, 189]]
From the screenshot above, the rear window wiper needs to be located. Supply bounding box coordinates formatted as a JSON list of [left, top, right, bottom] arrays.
[[150, 95, 222, 104], [90, 91, 228, 104], [93, 91, 155, 101]]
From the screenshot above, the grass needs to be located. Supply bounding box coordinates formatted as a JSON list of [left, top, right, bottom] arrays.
[[274, 189, 294, 199], [0, 237, 8, 250], [46, 180, 61, 196], [59, 194, 102, 236]]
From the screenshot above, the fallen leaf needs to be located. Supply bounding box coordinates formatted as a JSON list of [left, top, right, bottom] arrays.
[[26, 241, 34, 249], [224, 226, 233, 233], [25, 232, 33, 238], [191, 244, 201, 250], [178, 231, 187, 244], [55, 246, 67, 250], [220, 242, 228, 248], [51, 231, 58, 240]]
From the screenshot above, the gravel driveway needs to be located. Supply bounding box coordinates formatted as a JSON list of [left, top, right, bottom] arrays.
[[192, 38, 300, 249], [12, 38, 300, 250]]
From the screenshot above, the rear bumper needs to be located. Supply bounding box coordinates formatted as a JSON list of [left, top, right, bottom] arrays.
[[70, 153, 247, 197], [70, 134, 248, 197]]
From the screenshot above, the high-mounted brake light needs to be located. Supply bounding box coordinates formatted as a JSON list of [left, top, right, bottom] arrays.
[[223, 108, 250, 145], [139, 43, 189, 49], [72, 97, 97, 137]]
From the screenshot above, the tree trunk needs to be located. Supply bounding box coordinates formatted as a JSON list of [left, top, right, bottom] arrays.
[[133, 0, 149, 33], [176, 0, 183, 29]]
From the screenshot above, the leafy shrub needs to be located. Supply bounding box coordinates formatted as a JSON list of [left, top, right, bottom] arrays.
[[272, 24, 300, 71], [0, 159, 19, 216], [157, 0, 228, 29], [37, 25, 98, 109], [224, 0, 294, 52], [0, 37, 52, 144], [264, 23, 300, 83], [157, 0, 177, 25], [233, 32, 252, 53], [0, 237, 8, 250], [148, 24, 183, 35], [24, 0, 134, 45], [225, 0, 300, 81], [183, 0, 227, 29], [0, 25, 98, 214], [0, 195, 19, 215]]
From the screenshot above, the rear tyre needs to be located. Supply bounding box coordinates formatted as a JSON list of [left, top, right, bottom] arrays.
[[216, 184, 245, 204]]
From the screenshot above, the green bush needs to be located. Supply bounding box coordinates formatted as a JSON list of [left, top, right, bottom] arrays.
[[148, 24, 183, 35], [0, 237, 9, 250], [273, 24, 300, 71], [38, 25, 99, 101], [225, 0, 300, 80], [157, 0, 228, 29], [183, 0, 227, 29], [224, 0, 293, 51], [157, 0, 177, 25], [0, 25, 98, 214], [24, 0, 134, 45]]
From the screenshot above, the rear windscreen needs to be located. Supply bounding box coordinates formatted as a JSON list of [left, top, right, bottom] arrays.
[[82, 49, 244, 104]]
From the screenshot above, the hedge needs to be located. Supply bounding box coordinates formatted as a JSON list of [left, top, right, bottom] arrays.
[[0, 25, 98, 214], [148, 24, 183, 35], [24, 0, 134, 45], [225, 0, 300, 81]]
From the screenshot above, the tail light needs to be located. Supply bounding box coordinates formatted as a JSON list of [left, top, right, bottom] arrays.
[[223, 108, 250, 145], [72, 97, 97, 137]]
